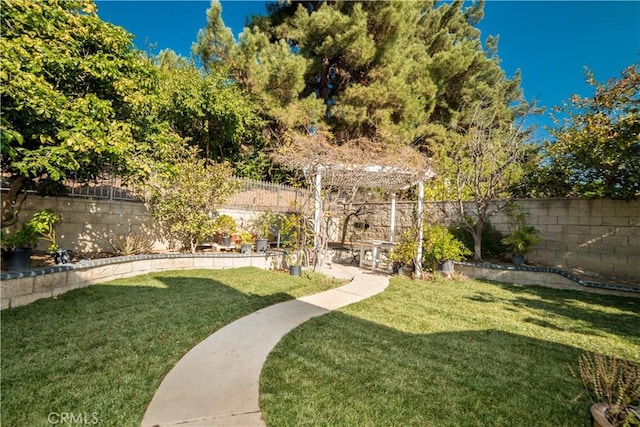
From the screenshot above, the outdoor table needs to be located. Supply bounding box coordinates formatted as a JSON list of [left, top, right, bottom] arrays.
[[356, 240, 395, 271]]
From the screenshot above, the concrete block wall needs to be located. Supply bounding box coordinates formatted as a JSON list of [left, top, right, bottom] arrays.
[[491, 199, 640, 280], [5, 193, 638, 280], [337, 202, 416, 243], [11, 195, 165, 254], [340, 198, 639, 281], [3, 195, 267, 255]]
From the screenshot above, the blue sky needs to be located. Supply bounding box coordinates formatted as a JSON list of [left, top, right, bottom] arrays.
[[96, 1, 639, 137]]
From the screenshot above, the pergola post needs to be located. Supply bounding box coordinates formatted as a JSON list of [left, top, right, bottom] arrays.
[[313, 170, 322, 265], [390, 192, 396, 243], [415, 180, 424, 279]]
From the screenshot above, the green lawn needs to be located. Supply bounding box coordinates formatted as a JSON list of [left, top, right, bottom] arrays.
[[260, 277, 640, 426], [0, 267, 341, 427]]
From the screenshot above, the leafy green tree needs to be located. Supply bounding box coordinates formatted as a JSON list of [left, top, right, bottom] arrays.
[[0, 0, 180, 226], [155, 49, 264, 169], [146, 147, 238, 253], [190, 0, 323, 180], [536, 64, 640, 200], [428, 99, 536, 261]]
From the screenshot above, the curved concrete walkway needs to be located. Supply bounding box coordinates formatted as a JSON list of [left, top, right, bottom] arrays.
[[141, 265, 389, 427]]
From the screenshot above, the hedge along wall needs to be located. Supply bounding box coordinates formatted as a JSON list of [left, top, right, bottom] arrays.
[[338, 198, 640, 281]]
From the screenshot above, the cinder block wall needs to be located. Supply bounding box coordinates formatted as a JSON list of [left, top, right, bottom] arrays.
[[4, 195, 270, 255], [339, 198, 639, 280], [5, 194, 639, 280], [492, 199, 640, 279], [7, 195, 166, 253]]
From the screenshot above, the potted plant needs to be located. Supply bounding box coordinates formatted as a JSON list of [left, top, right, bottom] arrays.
[[29, 209, 70, 264], [572, 352, 639, 427], [213, 214, 237, 247], [423, 224, 471, 276], [501, 203, 543, 266], [1, 222, 38, 270], [251, 210, 279, 253], [389, 228, 418, 275], [280, 211, 311, 276], [1, 209, 67, 270], [238, 229, 254, 254]]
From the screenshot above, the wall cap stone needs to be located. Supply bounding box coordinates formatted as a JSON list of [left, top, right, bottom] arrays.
[[456, 262, 640, 294], [1, 252, 272, 281]]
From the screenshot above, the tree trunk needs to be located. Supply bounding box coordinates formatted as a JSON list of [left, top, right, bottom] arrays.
[[473, 219, 485, 261], [1, 177, 28, 228]]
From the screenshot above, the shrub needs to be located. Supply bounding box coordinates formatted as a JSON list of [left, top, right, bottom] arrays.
[[389, 228, 419, 272], [250, 211, 281, 239], [238, 230, 254, 245], [0, 223, 38, 250], [450, 221, 507, 259], [29, 209, 61, 253], [423, 224, 471, 267], [146, 148, 238, 253], [1, 209, 61, 253], [213, 215, 238, 236], [109, 234, 154, 255], [501, 203, 543, 256]]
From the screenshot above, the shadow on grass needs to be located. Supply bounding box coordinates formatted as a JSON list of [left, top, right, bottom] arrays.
[[261, 310, 590, 427], [0, 268, 310, 427], [469, 279, 640, 340]]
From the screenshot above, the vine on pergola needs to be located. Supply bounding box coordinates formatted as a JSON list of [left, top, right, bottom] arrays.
[[274, 132, 431, 190]]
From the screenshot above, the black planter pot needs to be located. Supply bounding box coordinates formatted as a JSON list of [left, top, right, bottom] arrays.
[[2, 247, 32, 271], [255, 238, 268, 253], [289, 265, 302, 276], [222, 236, 232, 247], [240, 244, 252, 254], [512, 254, 525, 266]]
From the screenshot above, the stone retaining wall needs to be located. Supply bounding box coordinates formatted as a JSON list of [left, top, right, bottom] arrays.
[[455, 263, 640, 298], [0, 253, 274, 310]]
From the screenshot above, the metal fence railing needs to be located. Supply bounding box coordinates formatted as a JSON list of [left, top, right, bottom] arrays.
[[65, 175, 139, 201], [1, 175, 308, 212], [226, 178, 309, 212]]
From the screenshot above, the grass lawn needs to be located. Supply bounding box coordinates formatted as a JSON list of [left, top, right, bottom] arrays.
[[1, 267, 341, 427], [260, 276, 640, 426]]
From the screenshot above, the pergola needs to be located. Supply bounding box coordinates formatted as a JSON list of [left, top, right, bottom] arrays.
[[303, 162, 436, 278]]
